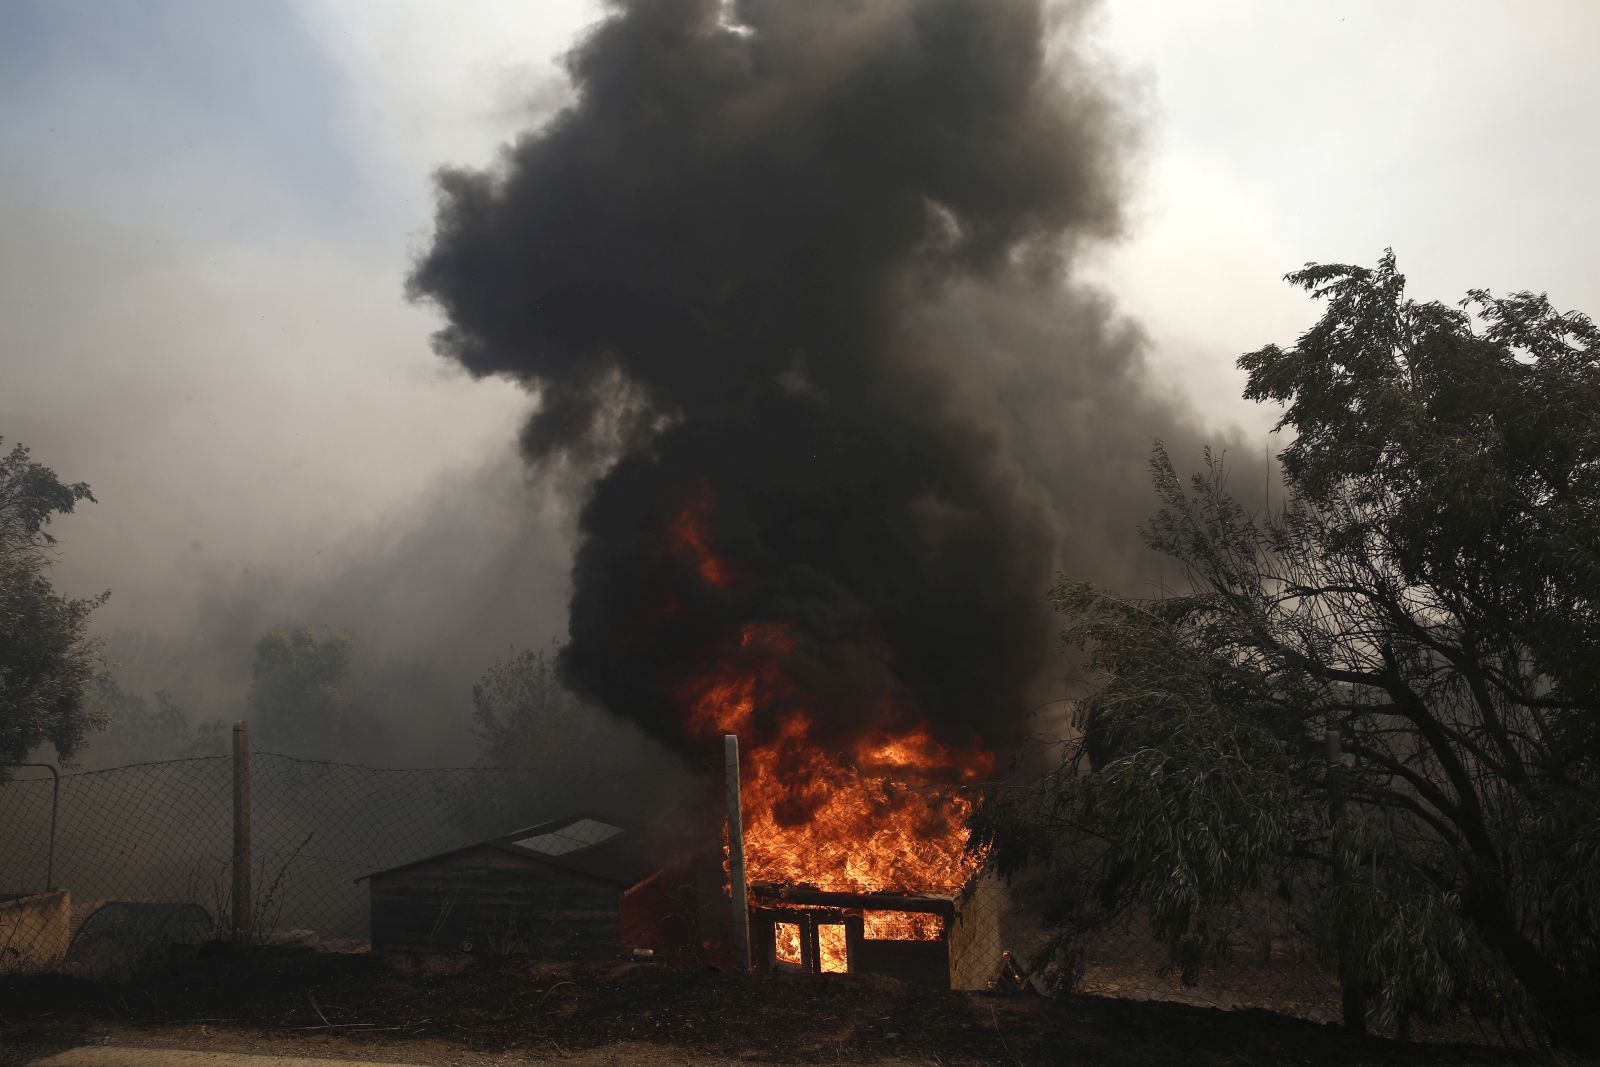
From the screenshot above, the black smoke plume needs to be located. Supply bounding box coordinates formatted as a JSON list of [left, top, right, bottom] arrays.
[[409, 0, 1218, 771]]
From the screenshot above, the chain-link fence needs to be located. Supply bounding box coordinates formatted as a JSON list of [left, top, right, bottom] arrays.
[[1, 757, 232, 979], [0, 745, 699, 980], [0, 743, 1512, 1047]]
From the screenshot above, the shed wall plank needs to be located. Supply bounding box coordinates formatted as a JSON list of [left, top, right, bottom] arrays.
[[368, 845, 622, 959]]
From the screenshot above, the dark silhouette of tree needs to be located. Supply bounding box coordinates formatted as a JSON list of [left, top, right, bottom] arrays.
[[443, 647, 591, 837], [470, 647, 582, 768], [80, 671, 224, 766], [977, 253, 1600, 1047], [246, 626, 354, 758]]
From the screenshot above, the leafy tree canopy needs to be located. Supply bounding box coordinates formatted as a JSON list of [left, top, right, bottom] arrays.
[[470, 647, 580, 767], [446, 646, 587, 836], [246, 625, 354, 758], [80, 671, 225, 766], [976, 253, 1600, 1046], [453, 646, 696, 838], [0, 439, 105, 771]]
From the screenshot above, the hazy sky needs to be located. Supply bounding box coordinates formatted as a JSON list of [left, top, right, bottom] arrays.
[[2, 0, 1596, 741]]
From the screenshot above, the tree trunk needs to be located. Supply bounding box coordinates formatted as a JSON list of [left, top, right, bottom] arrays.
[[1462, 880, 1600, 1051], [1326, 729, 1366, 1035]]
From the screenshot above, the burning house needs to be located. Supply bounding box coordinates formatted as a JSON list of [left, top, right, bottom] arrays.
[[749, 880, 1002, 989]]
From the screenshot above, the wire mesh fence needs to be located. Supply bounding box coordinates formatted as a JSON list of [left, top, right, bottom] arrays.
[[0, 750, 674, 979], [0, 747, 1512, 1046], [1, 757, 232, 979]]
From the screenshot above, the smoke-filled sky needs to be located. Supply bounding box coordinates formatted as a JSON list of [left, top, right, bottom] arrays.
[[3, 0, 1596, 764]]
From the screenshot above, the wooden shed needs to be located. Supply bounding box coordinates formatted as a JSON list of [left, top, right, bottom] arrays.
[[360, 814, 723, 962]]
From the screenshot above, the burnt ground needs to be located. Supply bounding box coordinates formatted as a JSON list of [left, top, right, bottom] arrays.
[[0, 954, 1571, 1067]]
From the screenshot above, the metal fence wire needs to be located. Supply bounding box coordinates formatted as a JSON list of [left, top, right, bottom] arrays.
[[0, 749, 1509, 1047], [1, 757, 231, 980], [0, 752, 599, 979]]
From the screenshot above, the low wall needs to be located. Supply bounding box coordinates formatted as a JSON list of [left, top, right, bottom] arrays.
[[0, 889, 71, 974]]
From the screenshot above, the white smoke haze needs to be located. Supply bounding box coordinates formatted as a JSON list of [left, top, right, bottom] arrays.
[[0, 1, 598, 765], [2, 0, 1595, 770], [2, 171, 561, 761]]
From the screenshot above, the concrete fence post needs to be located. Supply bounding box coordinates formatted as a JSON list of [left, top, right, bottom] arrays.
[[725, 733, 752, 971]]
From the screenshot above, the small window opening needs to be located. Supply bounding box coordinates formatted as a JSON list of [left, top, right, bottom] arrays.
[[818, 923, 849, 973], [774, 921, 802, 966], [863, 911, 943, 941]]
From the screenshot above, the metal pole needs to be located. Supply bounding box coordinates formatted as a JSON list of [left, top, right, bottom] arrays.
[[1327, 728, 1364, 1034], [45, 765, 57, 892], [232, 721, 253, 945], [3, 764, 61, 891], [724, 733, 752, 971]]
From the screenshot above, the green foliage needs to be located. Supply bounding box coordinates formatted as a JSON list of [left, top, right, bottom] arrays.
[[246, 626, 354, 757], [445, 647, 591, 836], [1240, 251, 1600, 705], [1060, 571, 1313, 958], [81, 671, 225, 765], [979, 254, 1600, 1045], [0, 438, 106, 771], [470, 647, 584, 768]]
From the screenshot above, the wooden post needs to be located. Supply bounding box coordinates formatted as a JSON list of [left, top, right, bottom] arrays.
[[232, 720, 252, 945], [1327, 728, 1364, 1034], [725, 733, 752, 972]]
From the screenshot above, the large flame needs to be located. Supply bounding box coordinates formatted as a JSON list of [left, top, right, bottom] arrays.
[[668, 489, 991, 920]]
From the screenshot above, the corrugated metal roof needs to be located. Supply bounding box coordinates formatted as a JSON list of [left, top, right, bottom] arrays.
[[357, 812, 710, 890], [509, 816, 626, 857]]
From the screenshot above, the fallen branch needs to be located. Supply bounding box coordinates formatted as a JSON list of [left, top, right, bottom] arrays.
[[990, 1001, 1025, 1067], [307, 991, 331, 1029], [534, 979, 577, 1032], [289, 991, 385, 1032]]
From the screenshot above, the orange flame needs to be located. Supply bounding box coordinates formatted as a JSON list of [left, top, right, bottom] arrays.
[[666, 486, 734, 587], [817, 924, 849, 973], [774, 921, 802, 966], [665, 485, 989, 980], [864, 911, 943, 941], [727, 712, 989, 894]]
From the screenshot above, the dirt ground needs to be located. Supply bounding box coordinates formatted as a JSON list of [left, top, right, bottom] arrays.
[[0, 954, 1567, 1067]]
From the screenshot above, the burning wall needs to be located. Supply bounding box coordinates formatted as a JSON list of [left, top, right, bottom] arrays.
[[747, 877, 1007, 987]]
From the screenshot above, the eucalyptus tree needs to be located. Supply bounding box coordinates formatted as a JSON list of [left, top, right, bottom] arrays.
[[978, 254, 1600, 1046]]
